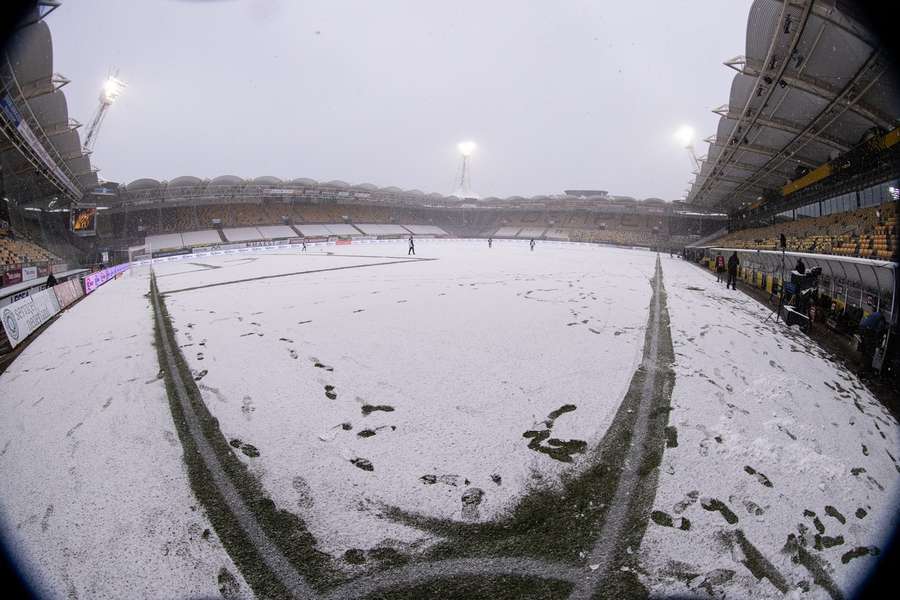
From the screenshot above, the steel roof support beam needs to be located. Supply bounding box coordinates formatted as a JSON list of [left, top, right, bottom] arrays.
[[707, 141, 819, 169], [740, 57, 894, 130], [693, 165, 788, 189], [733, 49, 889, 198], [716, 105, 851, 153], [783, 0, 878, 48], [691, 0, 813, 205]]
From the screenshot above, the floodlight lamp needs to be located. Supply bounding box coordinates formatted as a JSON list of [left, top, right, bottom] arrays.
[[457, 141, 476, 157], [674, 125, 694, 148], [102, 77, 125, 103]]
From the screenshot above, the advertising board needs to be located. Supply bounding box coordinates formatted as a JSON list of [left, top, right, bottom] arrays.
[[2, 268, 22, 287], [52, 279, 84, 309], [21, 266, 38, 282], [1, 288, 60, 348], [83, 263, 131, 295]]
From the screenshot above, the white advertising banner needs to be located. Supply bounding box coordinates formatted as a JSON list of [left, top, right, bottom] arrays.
[[1, 288, 61, 348], [52, 279, 84, 309], [21, 266, 38, 282]]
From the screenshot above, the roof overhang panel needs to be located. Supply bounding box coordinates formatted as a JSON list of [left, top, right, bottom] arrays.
[[7, 20, 52, 86]]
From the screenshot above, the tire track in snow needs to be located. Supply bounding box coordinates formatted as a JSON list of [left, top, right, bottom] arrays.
[[570, 255, 675, 599], [150, 273, 318, 599]]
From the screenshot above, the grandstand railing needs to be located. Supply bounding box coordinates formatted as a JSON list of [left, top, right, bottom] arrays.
[[0, 57, 83, 201], [698, 246, 896, 326]]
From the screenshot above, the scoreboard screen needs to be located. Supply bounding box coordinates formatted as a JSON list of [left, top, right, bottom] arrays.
[[70, 206, 97, 236]]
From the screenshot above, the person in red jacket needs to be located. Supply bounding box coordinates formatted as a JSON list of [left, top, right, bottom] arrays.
[[715, 253, 726, 283]]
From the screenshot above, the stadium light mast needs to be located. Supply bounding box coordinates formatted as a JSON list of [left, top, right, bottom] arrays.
[[674, 125, 702, 173], [455, 141, 476, 197], [83, 71, 126, 153]]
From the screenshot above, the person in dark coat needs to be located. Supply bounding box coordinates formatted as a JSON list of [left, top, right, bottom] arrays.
[[45, 271, 57, 287], [727, 252, 739, 290], [795, 257, 806, 274], [408, 235, 415, 256]]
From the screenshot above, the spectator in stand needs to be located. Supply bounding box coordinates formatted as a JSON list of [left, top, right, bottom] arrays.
[[727, 252, 739, 290], [794, 257, 806, 274]]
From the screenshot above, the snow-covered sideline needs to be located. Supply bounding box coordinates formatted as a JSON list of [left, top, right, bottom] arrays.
[[157, 241, 657, 557], [0, 269, 251, 599], [639, 256, 900, 599]]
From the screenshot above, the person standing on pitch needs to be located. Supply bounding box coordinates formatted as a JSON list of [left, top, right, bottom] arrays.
[[715, 253, 725, 283], [727, 251, 739, 290], [530, 238, 535, 251], [301, 238, 307, 252], [408, 235, 415, 256], [488, 237, 493, 248]]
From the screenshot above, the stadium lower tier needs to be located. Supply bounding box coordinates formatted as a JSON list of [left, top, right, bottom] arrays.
[[713, 203, 897, 260], [0, 231, 59, 267]]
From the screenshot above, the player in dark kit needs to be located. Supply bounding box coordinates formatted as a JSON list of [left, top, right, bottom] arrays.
[[488, 237, 493, 248], [408, 235, 415, 256], [529, 239, 535, 251]]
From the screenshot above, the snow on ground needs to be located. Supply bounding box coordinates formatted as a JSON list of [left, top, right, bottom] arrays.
[[3, 240, 897, 599], [155, 240, 657, 558], [0, 269, 251, 599], [640, 256, 900, 599]]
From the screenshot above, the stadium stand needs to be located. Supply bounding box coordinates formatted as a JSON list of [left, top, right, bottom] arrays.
[[493, 226, 522, 237], [516, 227, 547, 238], [257, 225, 297, 239], [713, 203, 897, 259], [180, 230, 222, 246], [404, 225, 448, 235], [146, 233, 184, 252], [222, 227, 264, 242], [322, 224, 363, 236], [0, 233, 57, 266], [354, 224, 409, 235]]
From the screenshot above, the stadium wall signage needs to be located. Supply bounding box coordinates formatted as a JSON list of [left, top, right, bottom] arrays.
[[2, 268, 22, 287], [1, 288, 60, 349], [151, 248, 193, 259], [52, 279, 84, 310]]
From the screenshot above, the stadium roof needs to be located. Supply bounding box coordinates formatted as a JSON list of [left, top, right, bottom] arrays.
[[1, 17, 96, 203], [169, 176, 203, 187], [252, 176, 282, 185], [686, 0, 900, 212], [209, 175, 244, 186], [127, 178, 161, 190]]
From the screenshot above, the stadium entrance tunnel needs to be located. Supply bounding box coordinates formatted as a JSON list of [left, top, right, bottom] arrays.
[[148, 255, 676, 599]]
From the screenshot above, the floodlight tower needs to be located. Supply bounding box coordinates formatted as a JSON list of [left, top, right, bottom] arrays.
[[674, 125, 702, 173], [455, 141, 476, 197], [83, 71, 126, 152]]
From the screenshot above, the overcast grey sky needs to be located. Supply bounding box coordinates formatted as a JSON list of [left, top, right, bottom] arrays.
[[50, 0, 750, 199]]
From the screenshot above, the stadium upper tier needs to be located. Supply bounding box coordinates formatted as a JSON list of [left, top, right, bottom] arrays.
[[100, 176, 722, 216], [685, 0, 900, 212], [0, 231, 57, 267], [92, 201, 724, 248]]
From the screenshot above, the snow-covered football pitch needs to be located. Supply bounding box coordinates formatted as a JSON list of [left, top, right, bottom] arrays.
[[0, 239, 897, 599]]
